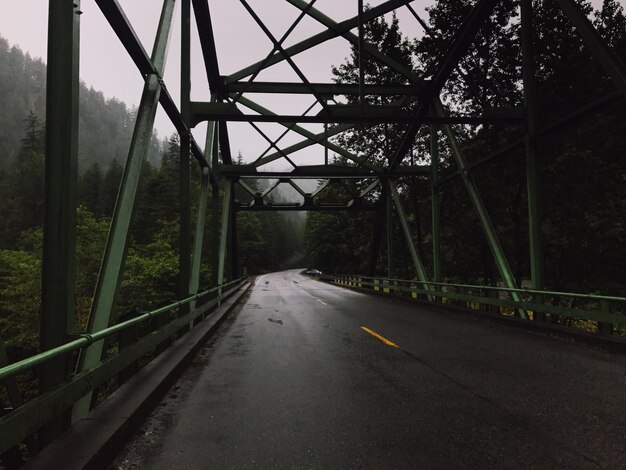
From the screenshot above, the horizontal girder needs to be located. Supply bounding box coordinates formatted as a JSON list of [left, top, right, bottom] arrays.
[[219, 164, 430, 179], [190, 101, 524, 126], [226, 81, 428, 96]]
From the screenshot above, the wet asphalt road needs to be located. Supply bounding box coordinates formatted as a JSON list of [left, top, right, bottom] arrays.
[[112, 270, 626, 469]]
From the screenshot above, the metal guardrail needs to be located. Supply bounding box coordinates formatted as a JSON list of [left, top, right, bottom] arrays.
[[323, 274, 626, 331], [0, 277, 247, 455]]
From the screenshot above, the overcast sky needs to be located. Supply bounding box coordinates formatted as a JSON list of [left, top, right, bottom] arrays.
[[0, 0, 608, 168]]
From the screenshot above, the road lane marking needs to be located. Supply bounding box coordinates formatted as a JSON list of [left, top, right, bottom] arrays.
[[360, 326, 399, 348], [316, 298, 327, 306]]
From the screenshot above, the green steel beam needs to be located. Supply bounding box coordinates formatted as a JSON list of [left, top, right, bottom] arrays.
[[179, 134, 192, 311], [235, 203, 378, 212], [521, 0, 544, 304], [191, 0, 223, 96], [190, 102, 520, 125], [405, 3, 431, 33], [219, 165, 429, 179], [190, 124, 215, 311], [233, 95, 380, 172], [388, 180, 432, 299], [239, 0, 331, 113], [257, 100, 318, 160], [0, 280, 246, 456], [229, 0, 322, 113], [433, 98, 527, 319], [95, 0, 211, 173], [229, 186, 239, 279], [430, 124, 441, 285], [180, 0, 192, 315], [554, 0, 626, 95], [429, 0, 498, 92], [72, 0, 177, 421], [217, 179, 233, 299], [387, 0, 500, 171], [227, 81, 426, 96], [218, 120, 232, 164], [285, 0, 421, 84], [225, 0, 418, 85], [367, 195, 385, 275], [386, 181, 393, 279], [40, 0, 81, 440]]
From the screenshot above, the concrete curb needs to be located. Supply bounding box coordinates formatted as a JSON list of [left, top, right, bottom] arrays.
[[323, 279, 626, 354], [25, 282, 252, 470]]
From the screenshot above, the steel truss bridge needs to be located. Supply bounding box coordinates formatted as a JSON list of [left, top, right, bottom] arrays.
[[1, 0, 626, 466]]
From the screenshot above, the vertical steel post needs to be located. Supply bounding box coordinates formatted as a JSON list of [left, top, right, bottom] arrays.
[[430, 124, 441, 286], [217, 178, 232, 300], [386, 180, 393, 279], [40, 0, 80, 439], [189, 125, 214, 314], [210, 118, 220, 286], [324, 122, 329, 165], [229, 186, 239, 279], [358, 0, 365, 114], [179, 0, 192, 315], [178, 0, 191, 314], [388, 180, 433, 300], [433, 98, 527, 319], [179, 133, 191, 311], [521, 0, 545, 321], [73, 0, 177, 421]]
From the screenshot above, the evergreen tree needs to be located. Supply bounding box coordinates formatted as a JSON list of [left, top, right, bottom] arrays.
[[101, 158, 123, 218], [78, 162, 104, 218]]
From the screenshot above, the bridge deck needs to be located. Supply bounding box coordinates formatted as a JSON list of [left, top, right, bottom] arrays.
[[113, 270, 626, 469]]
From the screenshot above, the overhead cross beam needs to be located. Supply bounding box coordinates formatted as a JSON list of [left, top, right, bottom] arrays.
[[226, 81, 427, 96], [225, 0, 419, 85], [190, 102, 523, 125]]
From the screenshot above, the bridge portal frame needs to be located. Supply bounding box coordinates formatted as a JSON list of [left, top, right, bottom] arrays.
[[3, 0, 623, 456]]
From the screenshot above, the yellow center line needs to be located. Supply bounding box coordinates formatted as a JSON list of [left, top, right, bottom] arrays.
[[360, 326, 399, 348]]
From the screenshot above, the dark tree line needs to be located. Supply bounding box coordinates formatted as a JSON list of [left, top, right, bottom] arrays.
[[304, 0, 626, 297], [0, 47, 303, 364], [0, 35, 163, 170]]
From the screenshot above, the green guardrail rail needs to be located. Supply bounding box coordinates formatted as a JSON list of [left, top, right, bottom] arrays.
[[324, 274, 626, 331], [0, 277, 247, 456]]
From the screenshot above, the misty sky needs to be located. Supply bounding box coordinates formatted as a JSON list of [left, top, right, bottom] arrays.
[[0, 0, 609, 168]]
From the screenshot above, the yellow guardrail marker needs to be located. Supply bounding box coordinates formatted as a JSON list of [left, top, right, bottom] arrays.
[[360, 326, 399, 348]]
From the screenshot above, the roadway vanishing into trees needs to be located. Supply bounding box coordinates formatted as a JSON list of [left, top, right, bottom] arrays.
[[113, 270, 626, 469]]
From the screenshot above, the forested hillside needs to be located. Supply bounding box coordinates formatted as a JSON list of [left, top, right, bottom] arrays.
[[0, 36, 303, 363], [0, 35, 163, 169], [304, 0, 626, 297]]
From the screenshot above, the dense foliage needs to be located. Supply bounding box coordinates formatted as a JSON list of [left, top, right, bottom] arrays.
[[0, 36, 163, 170], [0, 38, 302, 364], [303, 0, 626, 297]]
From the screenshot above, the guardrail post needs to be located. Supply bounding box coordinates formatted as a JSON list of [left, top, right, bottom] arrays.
[[598, 300, 613, 335], [117, 309, 144, 384], [458, 286, 467, 308]]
